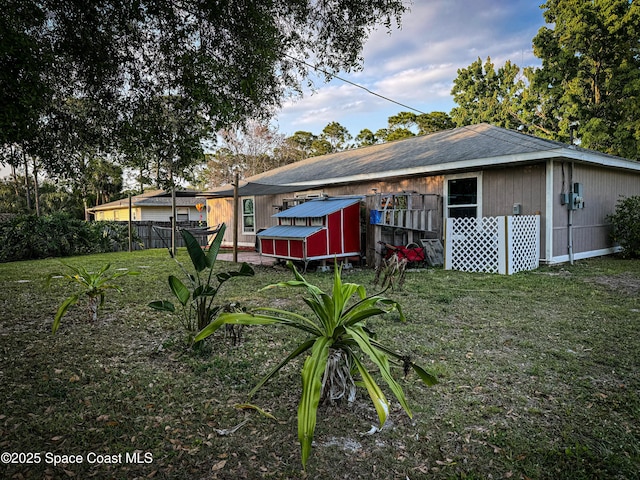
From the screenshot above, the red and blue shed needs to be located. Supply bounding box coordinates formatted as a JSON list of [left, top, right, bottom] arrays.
[[257, 196, 362, 264]]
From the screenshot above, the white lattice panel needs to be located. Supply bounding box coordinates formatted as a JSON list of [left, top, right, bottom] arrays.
[[508, 215, 540, 274], [446, 215, 541, 275], [447, 217, 500, 273]]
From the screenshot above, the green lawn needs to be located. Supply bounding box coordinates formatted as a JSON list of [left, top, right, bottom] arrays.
[[1, 250, 638, 479]]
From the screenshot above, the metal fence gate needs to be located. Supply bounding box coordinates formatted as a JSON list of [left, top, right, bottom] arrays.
[[125, 221, 212, 250], [445, 215, 540, 275]]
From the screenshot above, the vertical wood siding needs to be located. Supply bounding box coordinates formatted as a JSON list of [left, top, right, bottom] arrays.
[[552, 162, 640, 259], [206, 176, 445, 253], [483, 164, 547, 257]]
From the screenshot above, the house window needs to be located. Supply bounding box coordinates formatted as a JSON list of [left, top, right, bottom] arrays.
[[310, 217, 323, 226], [294, 218, 306, 226], [242, 197, 255, 234], [177, 208, 189, 222], [445, 173, 482, 218]]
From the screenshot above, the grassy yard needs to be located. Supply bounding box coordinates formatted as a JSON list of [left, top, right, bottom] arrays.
[[0, 249, 638, 479]]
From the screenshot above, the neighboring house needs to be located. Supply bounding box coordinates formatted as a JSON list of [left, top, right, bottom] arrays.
[[88, 189, 207, 223], [204, 123, 640, 265]]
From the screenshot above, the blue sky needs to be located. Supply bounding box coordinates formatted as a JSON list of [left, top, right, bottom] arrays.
[[273, 0, 548, 139]]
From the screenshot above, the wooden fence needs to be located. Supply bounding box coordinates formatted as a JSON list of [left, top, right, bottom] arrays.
[[122, 221, 213, 251]]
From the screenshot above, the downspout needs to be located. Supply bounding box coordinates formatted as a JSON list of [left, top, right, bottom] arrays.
[[568, 162, 574, 265]]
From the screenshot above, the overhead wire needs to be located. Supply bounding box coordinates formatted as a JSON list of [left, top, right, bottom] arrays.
[[284, 53, 428, 115]]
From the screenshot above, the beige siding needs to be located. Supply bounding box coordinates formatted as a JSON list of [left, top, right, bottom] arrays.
[[552, 162, 640, 260], [206, 176, 444, 254], [483, 164, 546, 217], [95, 207, 130, 221], [483, 164, 547, 258]]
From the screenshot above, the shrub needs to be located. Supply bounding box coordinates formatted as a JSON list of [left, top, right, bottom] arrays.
[[607, 195, 640, 258], [0, 213, 131, 262]]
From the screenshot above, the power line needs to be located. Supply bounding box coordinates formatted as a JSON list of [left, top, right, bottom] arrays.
[[285, 54, 428, 115]]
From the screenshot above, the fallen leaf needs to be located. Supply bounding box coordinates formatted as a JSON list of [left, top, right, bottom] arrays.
[[69, 374, 80, 383], [211, 460, 227, 471]]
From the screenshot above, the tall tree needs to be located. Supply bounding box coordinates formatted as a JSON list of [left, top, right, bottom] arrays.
[[355, 128, 379, 147], [415, 112, 455, 135], [288, 131, 317, 158], [532, 0, 640, 158], [205, 121, 292, 187], [319, 122, 352, 152], [450, 57, 527, 131], [2, 0, 407, 154]]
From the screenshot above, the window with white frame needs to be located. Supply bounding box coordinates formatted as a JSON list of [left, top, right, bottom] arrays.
[[177, 208, 190, 222], [242, 197, 255, 234], [445, 173, 482, 218]]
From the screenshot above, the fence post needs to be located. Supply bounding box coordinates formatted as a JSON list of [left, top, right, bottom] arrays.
[[444, 217, 453, 270], [507, 216, 514, 275], [498, 216, 507, 275]]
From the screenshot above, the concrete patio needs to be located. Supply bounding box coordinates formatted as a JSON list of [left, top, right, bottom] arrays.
[[217, 250, 276, 266]]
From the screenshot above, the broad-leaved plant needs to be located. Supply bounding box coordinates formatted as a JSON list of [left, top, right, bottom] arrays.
[[149, 224, 254, 334]]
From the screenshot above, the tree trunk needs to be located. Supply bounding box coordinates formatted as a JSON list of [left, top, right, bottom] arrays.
[[23, 149, 31, 211], [10, 145, 20, 197], [321, 348, 356, 406], [32, 157, 41, 216], [88, 296, 99, 322]]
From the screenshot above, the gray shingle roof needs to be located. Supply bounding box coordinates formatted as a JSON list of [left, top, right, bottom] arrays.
[[205, 123, 639, 197], [88, 189, 205, 212], [247, 124, 566, 186]]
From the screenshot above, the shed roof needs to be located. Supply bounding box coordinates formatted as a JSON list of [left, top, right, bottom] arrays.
[[257, 225, 323, 239], [273, 197, 361, 218], [205, 123, 640, 197]]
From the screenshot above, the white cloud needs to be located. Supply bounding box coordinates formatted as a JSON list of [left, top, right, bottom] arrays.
[[274, 0, 547, 137]]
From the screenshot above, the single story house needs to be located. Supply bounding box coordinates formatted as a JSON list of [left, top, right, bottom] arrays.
[[204, 123, 640, 265], [88, 189, 207, 223]]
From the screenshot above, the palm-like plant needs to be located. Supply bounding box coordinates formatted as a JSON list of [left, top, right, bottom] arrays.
[[48, 263, 139, 334], [194, 261, 437, 468]]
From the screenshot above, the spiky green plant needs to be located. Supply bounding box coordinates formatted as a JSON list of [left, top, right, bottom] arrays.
[[194, 260, 437, 468], [48, 263, 139, 334]]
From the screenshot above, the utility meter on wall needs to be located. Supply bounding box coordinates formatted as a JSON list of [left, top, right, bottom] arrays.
[[569, 182, 585, 210]]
